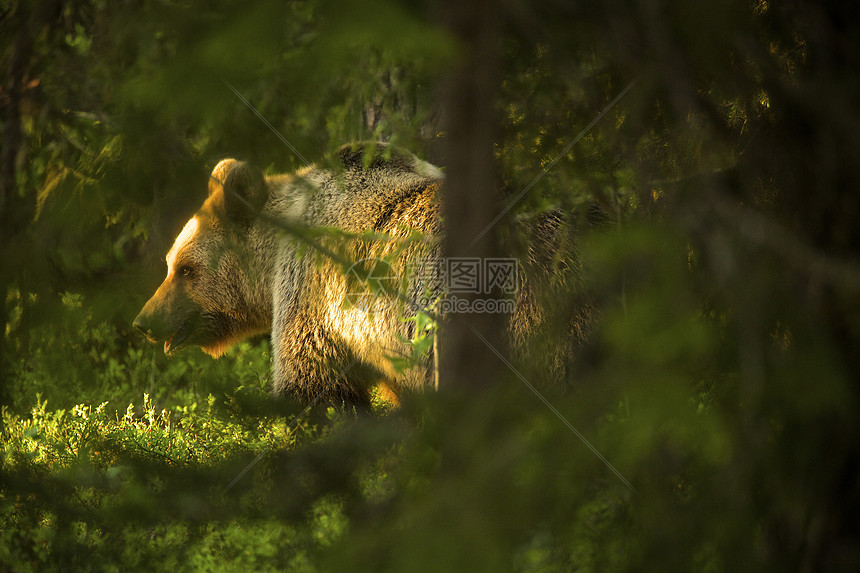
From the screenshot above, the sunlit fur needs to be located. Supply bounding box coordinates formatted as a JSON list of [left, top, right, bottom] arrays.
[[134, 143, 570, 407], [135, 144, 446, 407], [165, 217, 199, 277]]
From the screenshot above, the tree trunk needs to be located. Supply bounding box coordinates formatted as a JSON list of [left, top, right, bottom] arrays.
[[0, 7, 31, 427], [438, 0, 506, 391]]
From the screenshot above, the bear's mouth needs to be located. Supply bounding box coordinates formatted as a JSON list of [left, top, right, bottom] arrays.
[[164, 332, 188, 355], [164, 328, 190, 356]]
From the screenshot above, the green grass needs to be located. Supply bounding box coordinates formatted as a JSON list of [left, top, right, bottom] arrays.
[[0, 387, 344, 571]]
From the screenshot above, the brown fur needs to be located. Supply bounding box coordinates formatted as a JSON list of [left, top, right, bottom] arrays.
[[134, 143, 586, 407], [134, 144, 445, 407]]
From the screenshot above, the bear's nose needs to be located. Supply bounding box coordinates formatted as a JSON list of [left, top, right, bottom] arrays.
[[132, 314, 150, 335]]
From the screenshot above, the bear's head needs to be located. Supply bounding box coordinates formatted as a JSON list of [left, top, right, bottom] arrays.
[[133, 159, 272, 357]]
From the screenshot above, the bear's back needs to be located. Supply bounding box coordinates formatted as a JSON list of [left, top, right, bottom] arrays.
[[296, 144, 443, 232]]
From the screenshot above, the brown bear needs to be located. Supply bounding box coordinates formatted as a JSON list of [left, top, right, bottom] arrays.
[[133, 143, 446, 407]]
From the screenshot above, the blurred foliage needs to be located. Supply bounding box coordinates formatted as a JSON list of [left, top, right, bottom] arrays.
[[1, 0, 859, 571]]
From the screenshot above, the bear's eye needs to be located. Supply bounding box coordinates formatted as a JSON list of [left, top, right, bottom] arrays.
[[179, 265, 194, 278]]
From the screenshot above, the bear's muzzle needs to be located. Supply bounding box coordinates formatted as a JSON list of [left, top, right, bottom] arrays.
[[133, 308, 191, 355]]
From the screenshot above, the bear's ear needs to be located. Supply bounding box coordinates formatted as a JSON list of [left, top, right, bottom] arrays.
[[208, 159, 267, 220]]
